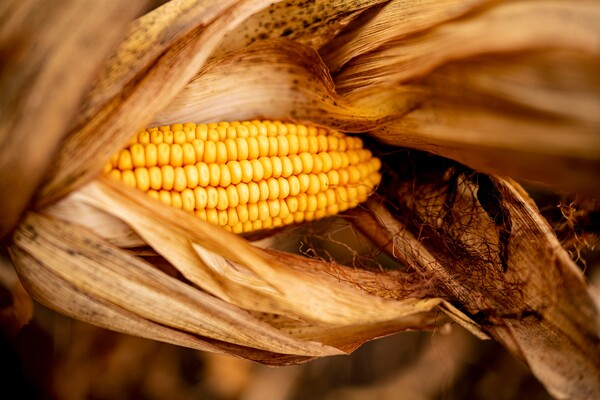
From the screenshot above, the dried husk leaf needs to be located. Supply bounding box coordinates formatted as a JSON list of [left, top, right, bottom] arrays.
[[253, 249, 454, 351], [371, 102, 600, 195], [37, 0, 280, 206], [355, 152, 600, 399], [9, 244, 228, 354], [153, 39, 421, 130], [193, 246, 441, 325], [327, 0, 600, 194], [263, 248, 430, 301], [10, 211, 340, 357], [30, 177, 449, 363], [68, 178, 443, 327], [0, 0, 146, 238], [76, 0, 258, 126], [421, 51, 600, 124], [347, 203, 490, 340], [334, 1, 600, 94], [212, 0, 389, 58], [252, 309, 447, 353], [366, 50, 600, 193], [10, 240, 327, 366], [321, 0, 492, 72], [46, 194, 146, 248]]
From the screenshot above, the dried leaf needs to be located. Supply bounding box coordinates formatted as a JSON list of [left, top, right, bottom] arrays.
[[334, 1, 600, 94], [252, 249, 451, 351], [0, 0, 146, 238], [347, 203, 490, 340], [253, 309, 446, 353], [45, 193, 145, 248], [77, 0, 256, 126], [212, 0, 388, 58], [10, 244, 227, 354], [370, 103, 600, 195], [153, 39, 421, 130], [10, 211, 339, 357], [38, 0, 279, 206], [70, 178, 443, 326], [321, 0, 491, 72], [36, 177, 449, 362], [421, 51, 600, 124], [357, 152, 600, 399]]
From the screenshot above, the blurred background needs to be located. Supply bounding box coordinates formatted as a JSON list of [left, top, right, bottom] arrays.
[[0, 295, 555, 400]]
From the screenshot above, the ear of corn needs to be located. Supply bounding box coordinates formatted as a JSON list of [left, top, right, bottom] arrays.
[[104, 120, 381, 233]]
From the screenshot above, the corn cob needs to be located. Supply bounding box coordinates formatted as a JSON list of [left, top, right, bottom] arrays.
[[104, 120, 381, 233]]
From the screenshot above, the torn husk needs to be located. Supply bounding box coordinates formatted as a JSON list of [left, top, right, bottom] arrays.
[[2, 0, 600, 398], [353, 151, 600, 399]]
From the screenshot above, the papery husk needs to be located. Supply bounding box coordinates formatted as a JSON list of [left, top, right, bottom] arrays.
[[334, 1, 600, 94], [37, 0, 282, 207], [77, 178, 445, 326], [321, 0, 492, 72], [327, 0, 600, 194], [351, 151, 600, 399], [372, 104, 600, 195], [153, 39, 421, 130], [10, 178, 448, 363], [420, 51, 600, 125], [76, 0, 255, 126], [368, 50, 600, 194], [0, 0, 147, 238], [212, 0, 389, 58], [9, 211, 340, 357]]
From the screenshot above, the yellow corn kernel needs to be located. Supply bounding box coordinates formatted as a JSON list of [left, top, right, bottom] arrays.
[[171, 192, 183, 209], [105, 120, 381, 233]]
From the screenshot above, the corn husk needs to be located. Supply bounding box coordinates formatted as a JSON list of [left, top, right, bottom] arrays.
[[212, 0, 391, 58], [2, 0, 599, 398], [0, 0, 147, 238]]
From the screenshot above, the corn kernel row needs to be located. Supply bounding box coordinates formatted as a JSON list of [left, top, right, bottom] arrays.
[[136, 170, 380, 213], [108, 155, 380, 194], [112, 135, 364, 170], [128, 121, 345, 146], [143, 172, 379, 233]]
